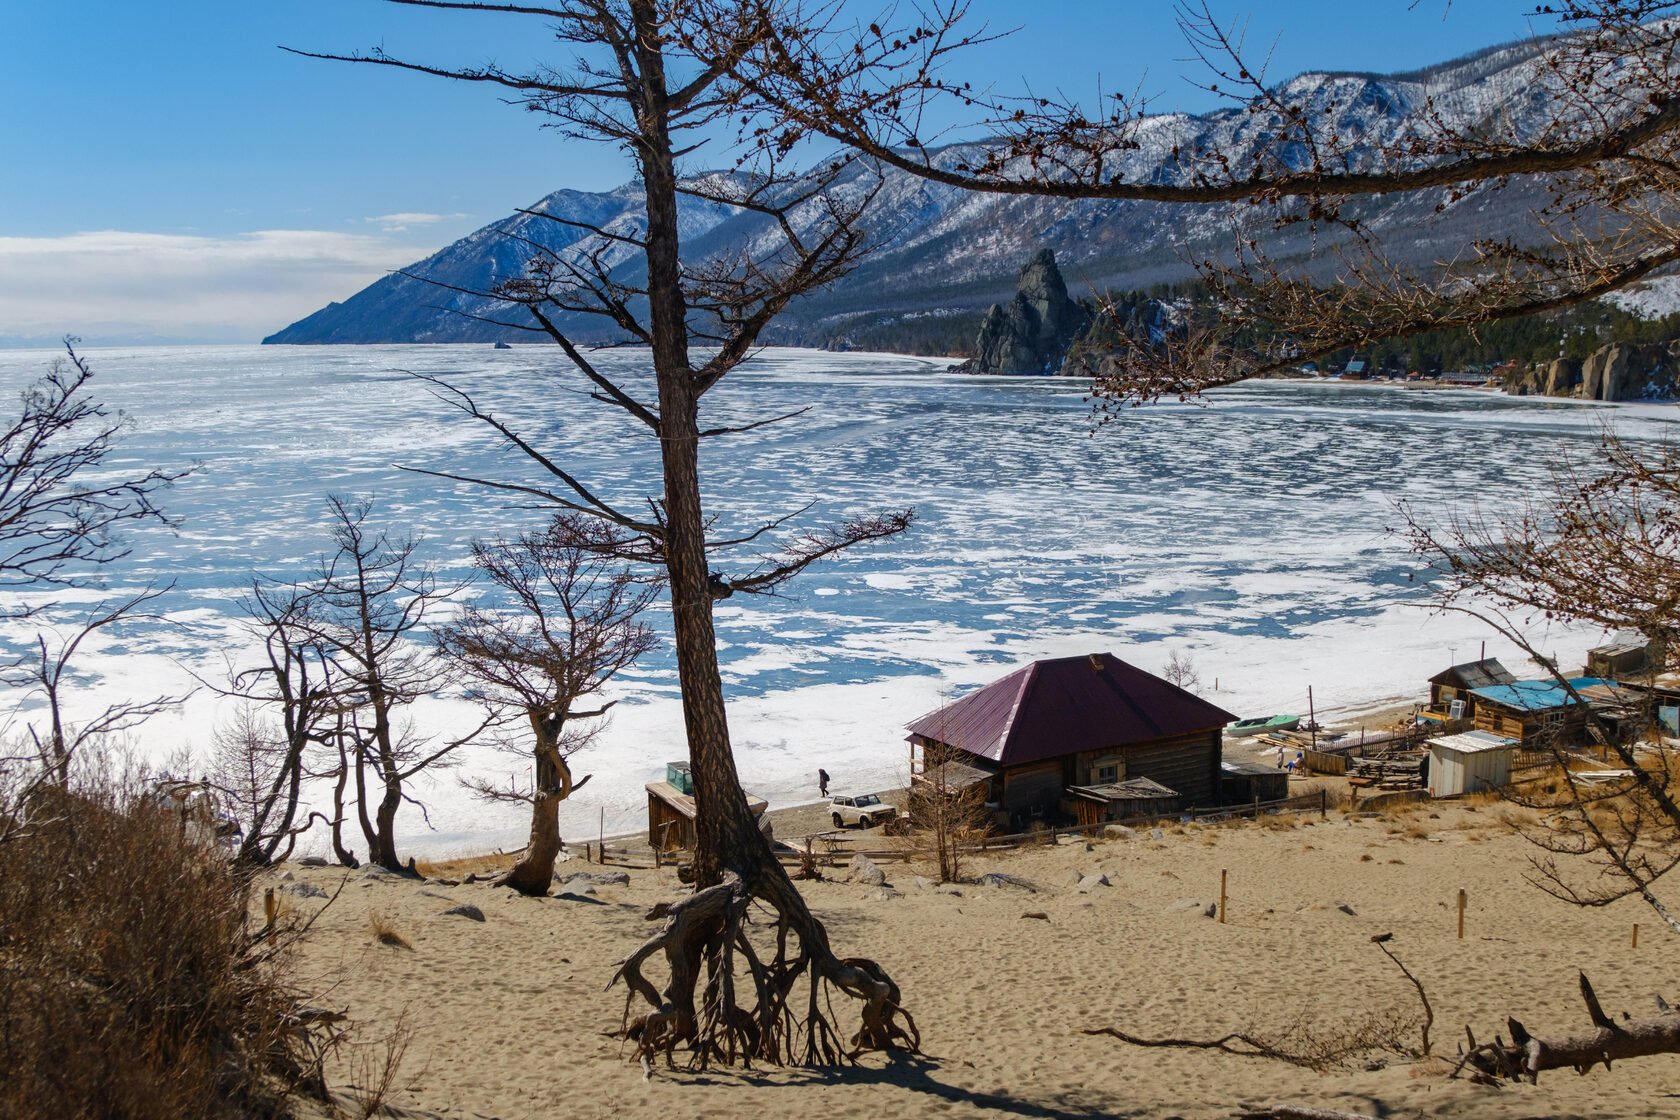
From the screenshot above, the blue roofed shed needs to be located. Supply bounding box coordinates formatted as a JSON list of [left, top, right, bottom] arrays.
[[1469, 676, 1610, 744]]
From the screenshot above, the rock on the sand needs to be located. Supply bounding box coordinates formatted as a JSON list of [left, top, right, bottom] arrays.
[[297, 856, 329, 868], [848, 854, 887, 887], [1168, 898, 1217, 918], [1077, 872, 1111, 891], [285, 882, 329, 900], [441, 904, 486, 922], [976, 871, 1037, 891]]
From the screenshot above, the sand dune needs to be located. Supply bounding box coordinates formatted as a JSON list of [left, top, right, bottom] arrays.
[[281, 800, 1677, 1119]]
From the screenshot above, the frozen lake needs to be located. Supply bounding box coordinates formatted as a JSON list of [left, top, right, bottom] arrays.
[[1, 343, 1672, 854]]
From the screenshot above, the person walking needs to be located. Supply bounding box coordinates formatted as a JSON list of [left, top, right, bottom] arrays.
[[818, 768, 830, 797]]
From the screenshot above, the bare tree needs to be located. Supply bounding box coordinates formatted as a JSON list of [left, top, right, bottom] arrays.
[[203, 575, 347, 866], [306, 495, 488, 873], [290, 1, 935, 1064], [1163, 649, 1201, 694], [1404, 432, 1680, 932], [906, 735, 990, 883], [0, 341, 188, 615], [438, 515, 659, 895], [4, 586, 190, 786]]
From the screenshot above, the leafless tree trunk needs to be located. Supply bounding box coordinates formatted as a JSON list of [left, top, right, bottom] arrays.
[[304, 496, 487, 873], [291, 0, 926, 1063], [439, 516, 659, 895], [6, 586, 189, 786]]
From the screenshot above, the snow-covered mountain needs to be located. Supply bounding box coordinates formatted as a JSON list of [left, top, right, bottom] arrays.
[[265, 36, 1572, 346]]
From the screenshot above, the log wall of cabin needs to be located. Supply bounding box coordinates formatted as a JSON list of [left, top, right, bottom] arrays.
[[1121, 728, 1221, 807], [997, 761, 1063, 816], [1473, 703, 1586, 746]]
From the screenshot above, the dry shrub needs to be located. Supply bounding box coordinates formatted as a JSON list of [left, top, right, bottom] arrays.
[[340, 1009, 415, 1118], [0, 777, 335, 1119], [1402, 822, 1432, 841], [367, 911, 412, 950], [1257, 812, 1298, 831], [411, 852, 513, 879]]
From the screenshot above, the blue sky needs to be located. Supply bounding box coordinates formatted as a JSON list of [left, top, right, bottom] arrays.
[[0, 2, 1558, 345]]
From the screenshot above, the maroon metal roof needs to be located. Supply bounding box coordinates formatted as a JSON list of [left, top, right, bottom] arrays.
[[905, 653, 1237, 767]]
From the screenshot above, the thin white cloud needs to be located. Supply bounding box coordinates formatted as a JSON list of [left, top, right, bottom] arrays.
[[366, 211, 471, 233], [0, 229, 431, 344]]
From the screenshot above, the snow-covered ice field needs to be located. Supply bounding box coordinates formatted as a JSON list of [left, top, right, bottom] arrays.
[[1, 344, 1674, 854]]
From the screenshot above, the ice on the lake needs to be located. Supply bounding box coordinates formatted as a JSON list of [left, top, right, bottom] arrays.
[[0, 344, 1670, 855]]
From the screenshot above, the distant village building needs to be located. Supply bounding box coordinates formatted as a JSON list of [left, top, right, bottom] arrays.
[[1468, 677, 1611, 745], [904, 653, 1235, 827], [1220, 759, 1291, 805], [1586, 636, 1657, 680], [1425, 730, 1518, 798], [1423, 659, 1516, 724], [646, 762, 769, 852]]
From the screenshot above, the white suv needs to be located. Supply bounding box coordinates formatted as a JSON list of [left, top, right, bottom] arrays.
[[829, 793, 896, 829]]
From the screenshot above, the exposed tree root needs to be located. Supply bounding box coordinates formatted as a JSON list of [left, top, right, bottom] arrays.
[[611, 870, 918, 1068], [1456, 972, 1680, 1083]]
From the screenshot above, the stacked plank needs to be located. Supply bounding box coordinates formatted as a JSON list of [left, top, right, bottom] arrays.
[[1347, 755, 1424, 790]]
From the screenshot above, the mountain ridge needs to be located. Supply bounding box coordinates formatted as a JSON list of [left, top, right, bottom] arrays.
[[265, 34, 1566, 348]]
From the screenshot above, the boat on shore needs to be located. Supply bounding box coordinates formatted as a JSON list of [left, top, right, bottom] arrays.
[[1226, 713, 1302, 738]]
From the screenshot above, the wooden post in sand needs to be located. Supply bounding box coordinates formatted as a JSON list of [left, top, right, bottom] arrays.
[[263, 887, 278, 945], [1457, 888, 1467, 940], [1219, 868, 1228, 924], [1633, 923, 1641, 949]]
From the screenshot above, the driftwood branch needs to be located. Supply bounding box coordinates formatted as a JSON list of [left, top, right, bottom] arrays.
[[1459, 972, 1680, 1083]]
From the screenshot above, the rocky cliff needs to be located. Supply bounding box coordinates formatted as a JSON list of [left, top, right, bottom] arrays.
[[954, 251, 1091, 374], [1507, 342, 1679, 402]]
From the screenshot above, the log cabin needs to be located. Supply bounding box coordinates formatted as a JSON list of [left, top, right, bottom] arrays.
[[1422, 659, 1516, 724], [905, 652, 1235, 827]]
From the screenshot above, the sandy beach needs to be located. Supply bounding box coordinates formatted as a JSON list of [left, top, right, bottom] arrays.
[[279, 795, 1678, 1120]]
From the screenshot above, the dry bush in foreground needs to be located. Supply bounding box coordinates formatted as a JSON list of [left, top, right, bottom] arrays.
[[0, 777, 336, 1119]]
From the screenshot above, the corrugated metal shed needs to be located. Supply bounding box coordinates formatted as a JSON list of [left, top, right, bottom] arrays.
[[1429, 659, 1516, 691], [904, 653, 1236, 766], [1426, 731, 1517, 797], [1471, 677, 1610, 713], [1425, 730, 1517, 755]]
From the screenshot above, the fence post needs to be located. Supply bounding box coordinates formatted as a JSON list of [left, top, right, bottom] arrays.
[[1320, 788, 1327, 818], [1252, 795, 1260, 820], [1219, 868, 1228, 924], [1457, 888, 1467, 940]]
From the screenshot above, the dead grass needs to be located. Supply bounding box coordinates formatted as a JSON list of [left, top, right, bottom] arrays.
[[367, 911, 413, 950], [1258, 813, 1299, 831], [411, 852, 515, 879], [0, 775, 337, 1119]]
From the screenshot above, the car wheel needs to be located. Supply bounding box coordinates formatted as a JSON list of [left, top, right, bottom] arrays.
[[832, 813, 845, 829]]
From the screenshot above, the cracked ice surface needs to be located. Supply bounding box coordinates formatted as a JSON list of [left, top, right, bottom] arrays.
[[0, 344, 1672, 854]]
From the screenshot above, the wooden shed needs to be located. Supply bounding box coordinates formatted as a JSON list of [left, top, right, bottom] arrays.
[[646, 761, 769, 852], [905, 652, 1235, 826], [1220, 759, 1290, 804], [1062, 777, 1181, 826], [1423, 659, 1515, 724], [1469, 677, 1610, 745], [1425, 730, 1517, 797], [1587, 636, 1656, 680]]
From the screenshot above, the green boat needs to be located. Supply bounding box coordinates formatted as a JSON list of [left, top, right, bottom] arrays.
[[1226, 713, 1302, 737]]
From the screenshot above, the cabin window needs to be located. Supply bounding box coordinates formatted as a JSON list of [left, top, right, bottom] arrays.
[[1095, 764, 1119, 784]]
